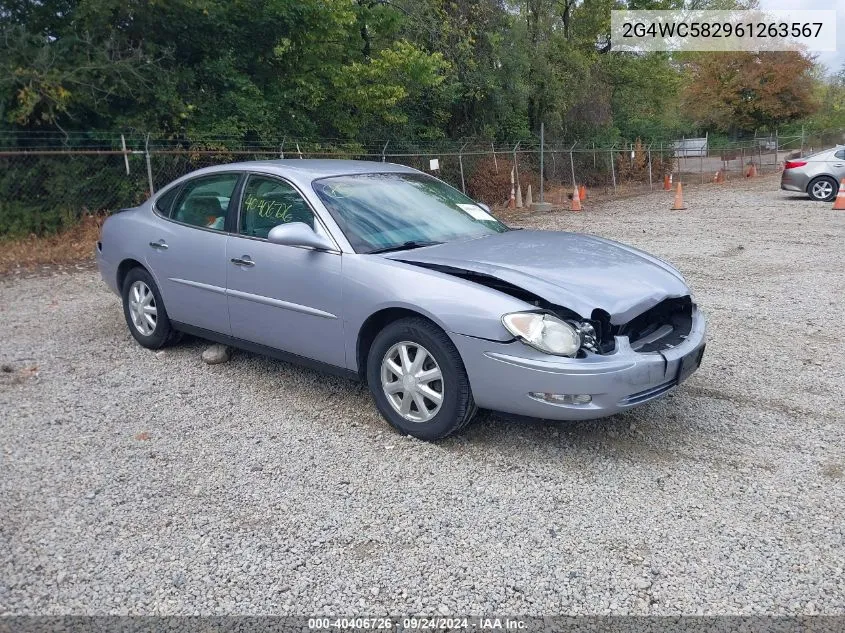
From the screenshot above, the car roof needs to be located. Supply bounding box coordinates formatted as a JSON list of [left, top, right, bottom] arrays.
[[188, 159, 419, 181]]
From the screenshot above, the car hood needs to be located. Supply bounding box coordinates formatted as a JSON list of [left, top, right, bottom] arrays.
[[387, 230, 690, 324]]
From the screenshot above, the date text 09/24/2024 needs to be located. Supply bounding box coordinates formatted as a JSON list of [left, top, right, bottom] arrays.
[[308, 617, 527, 630]]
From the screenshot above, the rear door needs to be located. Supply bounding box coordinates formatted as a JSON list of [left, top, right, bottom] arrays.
[[832, 149, 845, 181], [148, 172, 242, 335], [225, 173, 346, 367]]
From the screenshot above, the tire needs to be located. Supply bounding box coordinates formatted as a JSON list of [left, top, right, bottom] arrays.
[[807, 176, 838, 202], [121, 267, 178, 349], [366, 317, 477, 441]]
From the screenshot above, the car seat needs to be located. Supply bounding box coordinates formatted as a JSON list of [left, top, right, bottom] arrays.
[[176, 195, 224, 227]]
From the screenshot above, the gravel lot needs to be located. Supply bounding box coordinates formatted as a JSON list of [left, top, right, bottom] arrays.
[[2, 175, 844, 615]]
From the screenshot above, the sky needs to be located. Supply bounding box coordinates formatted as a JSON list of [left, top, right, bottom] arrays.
[[755, 0, 844, 74]]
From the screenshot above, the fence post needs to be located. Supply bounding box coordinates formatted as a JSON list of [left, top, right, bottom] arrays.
[[121, 134, 130, 176], [513, 142, 521, 188], [296, 142, 303, 159], [459, 142, 468, 193], [539, 123, 545, 203], [700, 149, 703, 184], [382, 140, 389, 163], [491, 142, 498, 174], [610, 145, 616, 192], [569, 141, 578, 189], [144, 134, 155, 196], [280, 136, 286, 159], [647, 143, 653, 190]]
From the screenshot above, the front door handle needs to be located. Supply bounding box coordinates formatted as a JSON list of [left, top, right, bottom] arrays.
[[230, 256, 255, 267], [149, 240, 168, 250]]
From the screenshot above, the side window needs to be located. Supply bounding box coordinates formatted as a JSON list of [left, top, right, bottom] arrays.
[[239, 175, 315, 239], [171, 174, 239, 231], [154, 185, 181, 216], [835, 150, 845, 160]]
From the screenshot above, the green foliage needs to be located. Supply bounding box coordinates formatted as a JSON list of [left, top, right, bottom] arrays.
[[0, 0, 833, 152], [0, 154, 146, 236]]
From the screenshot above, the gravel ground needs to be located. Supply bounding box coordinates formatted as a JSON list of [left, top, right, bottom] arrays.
[[2, 175, 844, 615]]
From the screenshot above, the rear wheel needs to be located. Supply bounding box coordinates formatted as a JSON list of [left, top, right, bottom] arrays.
[[367, 317, 476, 441], [807, 176, 838, 202], [121, 267, 177, 349]]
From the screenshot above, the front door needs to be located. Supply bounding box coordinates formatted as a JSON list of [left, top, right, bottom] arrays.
[[148, 172, 241, 335], [225, 174, 346, 368]]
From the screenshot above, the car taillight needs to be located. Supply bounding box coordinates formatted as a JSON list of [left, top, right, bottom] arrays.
[[784, 160, 807, 170]]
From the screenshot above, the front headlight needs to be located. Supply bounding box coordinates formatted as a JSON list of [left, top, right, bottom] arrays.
[[502, 312, 581, 357]]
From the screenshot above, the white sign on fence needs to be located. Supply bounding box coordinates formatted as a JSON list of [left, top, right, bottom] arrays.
[[429, 158, 440, 171]]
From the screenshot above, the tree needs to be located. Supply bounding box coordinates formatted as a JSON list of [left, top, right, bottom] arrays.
[[680, 51, 818, 134]]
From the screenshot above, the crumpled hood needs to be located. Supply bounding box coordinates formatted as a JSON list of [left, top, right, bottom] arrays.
[[387, 230, 690, 324]]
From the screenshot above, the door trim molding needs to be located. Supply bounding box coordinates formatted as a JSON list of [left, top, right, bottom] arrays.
[[169, 277, 227, 295], [226, 287, 337, 319], [170, 277, 338, 319]]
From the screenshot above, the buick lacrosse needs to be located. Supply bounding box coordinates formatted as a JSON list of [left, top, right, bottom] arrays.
[[96, 160, 705, 440]]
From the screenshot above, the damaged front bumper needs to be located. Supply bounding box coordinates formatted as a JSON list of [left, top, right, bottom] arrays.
[[452, 307, 706, 421]]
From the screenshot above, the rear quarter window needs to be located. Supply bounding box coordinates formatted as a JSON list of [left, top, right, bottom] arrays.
[[154, 186, 181, 216]]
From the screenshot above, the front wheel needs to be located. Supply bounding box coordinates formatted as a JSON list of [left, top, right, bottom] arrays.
[[367, 317, 477, 441], [808, 176, 838, 202]]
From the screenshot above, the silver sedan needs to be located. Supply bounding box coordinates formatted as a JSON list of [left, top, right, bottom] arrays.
[[96, 160, 706, 440], [781, 146, 845, 201]]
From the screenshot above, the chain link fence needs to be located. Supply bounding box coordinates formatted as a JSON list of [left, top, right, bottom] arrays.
[[1, 129, 842, 238]]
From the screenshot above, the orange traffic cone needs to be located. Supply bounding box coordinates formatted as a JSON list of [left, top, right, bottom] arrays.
[[571, 186, 582, 212], [833, 179, 845, 210], [746, 163, 757, 178], [663, 174, 671, 191], [716, 169, 725, 184], [579, 184, 587, 200], [671, 182, 687, 210]]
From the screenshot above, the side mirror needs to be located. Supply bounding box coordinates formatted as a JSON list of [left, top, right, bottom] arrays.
[[477, 202, 492, 214], [267, 222, 335, 251]]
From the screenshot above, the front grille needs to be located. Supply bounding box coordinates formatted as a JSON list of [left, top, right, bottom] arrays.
[[617, 296, 693, 353]]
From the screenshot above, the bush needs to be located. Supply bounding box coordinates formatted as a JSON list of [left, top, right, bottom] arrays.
[[467, 156, 537, 206], [0, 154, 148, 238], [0, 201, 79, 237], [615, 138, 675, 183]]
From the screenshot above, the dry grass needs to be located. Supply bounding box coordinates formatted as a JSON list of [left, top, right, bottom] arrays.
[[0, 214, 104, 275]]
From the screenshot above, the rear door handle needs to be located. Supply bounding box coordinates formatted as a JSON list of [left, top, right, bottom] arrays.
[[149, 240, 168, 250], [230, 256, 255, 267], [834, 164, 844, 167]]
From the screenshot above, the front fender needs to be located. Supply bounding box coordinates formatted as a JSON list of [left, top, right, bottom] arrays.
[[342, 255, 534, 371]]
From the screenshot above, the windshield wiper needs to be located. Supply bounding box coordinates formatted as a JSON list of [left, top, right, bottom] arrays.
[[368, 241, 442, 254]]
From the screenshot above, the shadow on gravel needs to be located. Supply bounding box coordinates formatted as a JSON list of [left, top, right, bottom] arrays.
[[779, 194, 820, 203], [454, 394, 696, 460]]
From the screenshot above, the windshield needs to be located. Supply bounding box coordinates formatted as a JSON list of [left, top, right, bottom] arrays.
[[312, 173, 509, 253]]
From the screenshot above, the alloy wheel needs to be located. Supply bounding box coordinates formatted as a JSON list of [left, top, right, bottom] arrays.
[[128, 280, 157, 336], [811, 180, 834, 200], [380, 341, 444, 423]]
